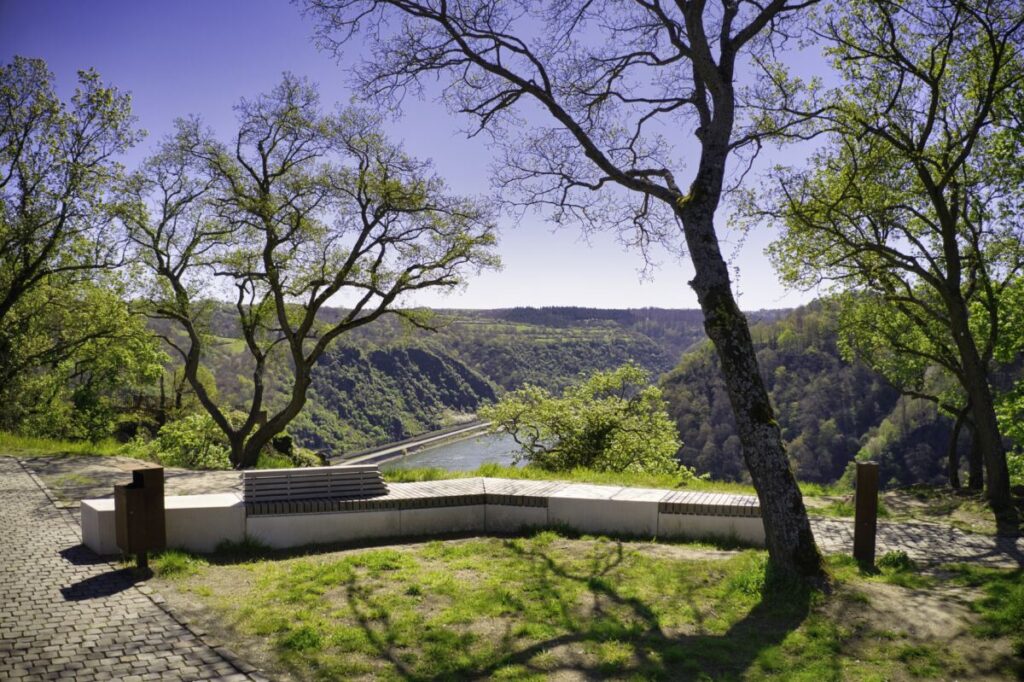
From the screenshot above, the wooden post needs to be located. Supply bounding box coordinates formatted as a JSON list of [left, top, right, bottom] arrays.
[[853, 461, 879, 566]]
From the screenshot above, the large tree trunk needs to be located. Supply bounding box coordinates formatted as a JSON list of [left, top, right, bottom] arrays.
[[237, 367, 313, 469], [677, 193, 823, 580], [688, 243, 822, 579], [671, 86, 824, 580], [947, 298, 1013, 524], [229, 435, 247, 471]]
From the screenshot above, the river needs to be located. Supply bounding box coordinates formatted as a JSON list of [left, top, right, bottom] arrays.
[[383, 432, 521, 471]]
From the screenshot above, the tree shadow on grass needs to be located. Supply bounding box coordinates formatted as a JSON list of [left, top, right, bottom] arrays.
[[339, 536, 819, 681]]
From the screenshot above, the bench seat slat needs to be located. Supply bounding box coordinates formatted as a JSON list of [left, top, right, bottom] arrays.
[[243, 465, 389, 510]]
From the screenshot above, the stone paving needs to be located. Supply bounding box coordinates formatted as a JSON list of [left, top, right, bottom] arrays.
[[810, 516, 1024, 568], [0, 457, 261, 681]]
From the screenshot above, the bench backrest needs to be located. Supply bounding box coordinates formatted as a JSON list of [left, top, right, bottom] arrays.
[[243, 464, 388, 503]]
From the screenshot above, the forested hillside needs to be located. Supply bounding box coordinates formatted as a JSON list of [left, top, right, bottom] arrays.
[[168, 305, 713, 453], [292, 345, 497, 452], [661, 301, 968, 486], [164, 300, 1015, 481]]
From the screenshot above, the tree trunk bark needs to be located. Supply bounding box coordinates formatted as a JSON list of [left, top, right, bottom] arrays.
[[967, 421, 984, 491], [947, 406, 967, 490], [946, 297, 1013, 524], [677, 199, 824, 582], [237, 368, 313, 469], [229, 435, 247, 471]]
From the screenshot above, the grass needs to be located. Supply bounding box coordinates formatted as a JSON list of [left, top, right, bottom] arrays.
[[1, 430, 313, 472], [151, 549, 209, 579], [154, 531, 1020, 681], [827, 551, 936, 590], [0, 431, 141, 458], [945, 564, 1024, 655]]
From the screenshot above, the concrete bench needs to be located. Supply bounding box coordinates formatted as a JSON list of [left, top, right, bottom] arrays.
[[81, 476, 765, 555], [81, 493, 245, 555]]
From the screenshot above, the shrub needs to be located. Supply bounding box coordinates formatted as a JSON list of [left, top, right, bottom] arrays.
[[877, 550, 916, 572], [152, 414, 231, 470], [1007, 450, 1024, 488], [480, 363, 695, 478]]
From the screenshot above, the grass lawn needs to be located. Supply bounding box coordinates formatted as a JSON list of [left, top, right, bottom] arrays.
[[0, 431, 131, 458], [151, 532, 1023, 681]]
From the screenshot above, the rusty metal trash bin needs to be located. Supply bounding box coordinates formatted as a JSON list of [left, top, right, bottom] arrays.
[[114, 467, 166, 569]]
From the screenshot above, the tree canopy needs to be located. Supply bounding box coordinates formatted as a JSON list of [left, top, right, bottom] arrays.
[[125, 74, 498, 468], [0, 57, 149, 402], [758, 0, 1024, 522], [482, 363, 689, 476]]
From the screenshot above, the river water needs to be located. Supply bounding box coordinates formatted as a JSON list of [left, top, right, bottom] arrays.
[[383, 432, 521, 471]]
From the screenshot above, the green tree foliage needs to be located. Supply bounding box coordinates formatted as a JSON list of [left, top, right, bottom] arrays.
[[856, 396, 964, 488], [994, 277, 1024, 485], [481, 364, 689, 476], [148, 413, 232, 470], [0, 57, 156, 437], [125, 75, 498, 468], [758, 0, 1024, 519], [3, 276, 165, 441], [0, 56, 141, 327]]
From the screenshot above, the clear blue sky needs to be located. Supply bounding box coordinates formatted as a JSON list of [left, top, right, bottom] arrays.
[[1, 0, 821, 311]]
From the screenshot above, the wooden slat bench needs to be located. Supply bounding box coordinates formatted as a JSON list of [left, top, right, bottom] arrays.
[[243, 465, 388, 516]]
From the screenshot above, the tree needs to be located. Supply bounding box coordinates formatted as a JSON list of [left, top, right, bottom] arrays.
[[0, 274, 165, 440], [126, 75, 498, 469], [760, 0, 1024, 524], [481, 363, 689, 475], [305, 0, 826, 580], [0, 57, 143, 394], [835, 291, 983, 490], [994, 275, 1024, 484]]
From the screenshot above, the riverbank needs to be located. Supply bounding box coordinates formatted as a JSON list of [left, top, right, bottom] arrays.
[[333, 421, 494, 467]]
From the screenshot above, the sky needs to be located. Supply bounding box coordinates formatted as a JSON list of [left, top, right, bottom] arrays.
[[0, 0, 823, 311]]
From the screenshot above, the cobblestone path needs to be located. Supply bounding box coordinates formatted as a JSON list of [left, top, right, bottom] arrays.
[[0, 457, 259, 681], [811, 516, 1024, 568]]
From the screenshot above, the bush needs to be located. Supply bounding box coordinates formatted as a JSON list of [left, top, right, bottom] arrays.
[[877, 550, 916, 572], [1007, 450, 1024, 488], [480, 363, 695, 478], [151, 414, 231, 470]]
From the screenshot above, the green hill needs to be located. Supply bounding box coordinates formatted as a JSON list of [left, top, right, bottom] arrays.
[[159, 305, 716, 454], [659, 300, 970, 486]]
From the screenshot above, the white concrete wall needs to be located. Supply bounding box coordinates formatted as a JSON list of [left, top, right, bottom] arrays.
[[80, 490, 765, 555], [246, 509, 403, 549], [165, 494, 245, 552], [548, 484, 661, 536], [399, 505, 485, 536], [657, 513, 765, 546], [81, 499, 117, 555], [484, 505, 549, 534]]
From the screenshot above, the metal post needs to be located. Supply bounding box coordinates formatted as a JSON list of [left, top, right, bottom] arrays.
[[853, 461, 879, 566]]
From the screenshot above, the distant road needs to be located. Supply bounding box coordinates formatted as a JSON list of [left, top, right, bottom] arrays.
[[331, 421, 492, 466]]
